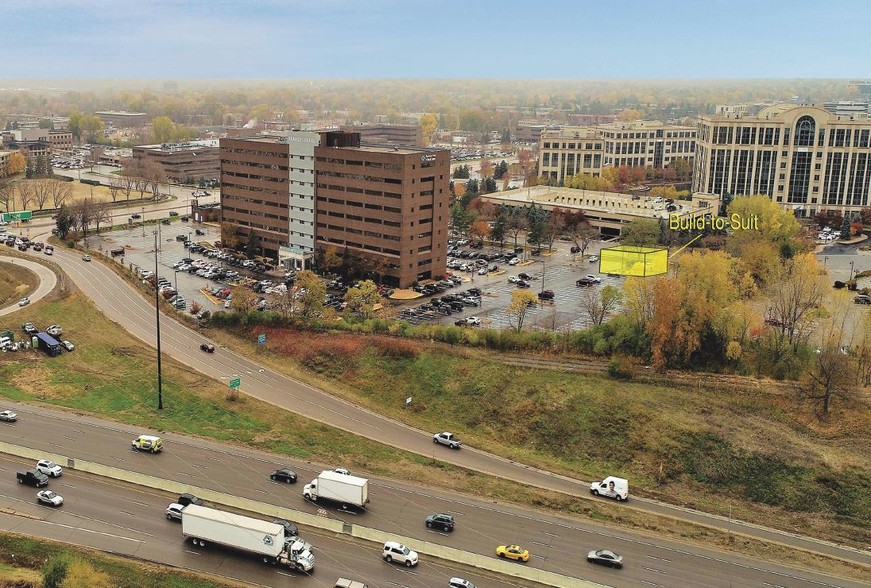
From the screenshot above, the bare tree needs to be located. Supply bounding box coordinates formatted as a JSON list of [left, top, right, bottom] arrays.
[[798, 348, 856, 416], [16, 182, 34, 210], [32, 179, 52, 210], [0, 182, 14, 212], [108, 178, 122, 203], [93, 202, 112, 233], [766, 254, 827, 349], [72, 198, 97, 235], [50, 179, 73, 208], [143, 161, 165, 200], [122, 173, 135, 201], [580, 284, 623, 326]]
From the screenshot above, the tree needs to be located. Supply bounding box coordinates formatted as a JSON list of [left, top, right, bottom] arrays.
[[94, 202, 112, 233], [16, 182, 34, 210], [450, 203, 473, 238], [482, 177, 497, 194], [622, 275, 657, 327], [296, 269, 326, 318], [490, 212, 507, 248], [344, 279, 380, 318], [6, 151, 26, 176], [452, 165, 470, 179], [727, 194, 801, 253], [469, 219, 490, 243], [840, 215, 852, 239], [621, 219, 660, 246], [81, 114, 105, 143], [55, 204, 74, 239], [0, 182, 14, 212], [244, 232, 260, 258], [463, 178, 479, 203], [580, 284, 623, 325], [68, 111, 84, 143], [32, 179, 52, 209], [542, 208, 567, 251], [506, 290, 538, 331], [220, 222, 240, 249], [419, 113, 438, 146], [670, 157, 692, 182], [321, 245, 343, 274], [108, 178, 122, 202], [479, 158, 494, 178], [766, 253, 827, 349], [151, 116, 175, 144], [494, 160, 509, 180], [143, 160, 165, 200], [50, 179, 73, 208], [230, 286, 257, 314], [507, 211, 527, 249]]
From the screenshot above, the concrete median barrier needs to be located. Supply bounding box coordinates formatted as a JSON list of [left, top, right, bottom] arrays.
[[0, 441, 603, 587]]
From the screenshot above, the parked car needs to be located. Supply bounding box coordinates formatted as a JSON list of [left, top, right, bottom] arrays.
[[588, 255, 600, 262], [496, 544, 530, 562], [577, 278, 595, 287], [61, 340, 75, 352], [0, 410, 18, 422], [131, 213, 142, 219], [466, 316, 481, 326], [433, 431, 462, 449], [585, 275, 602, 283], [169, 211, 179, 217], [195, 229, 206, 236], [854, 294, 871, 305], [46, 325, 62, 337], [21, 323, 38, 335], [587, 549, 623, 568], [508, 257, 520, 265], [36, 460, 63, 477], [270, 468, 298, 484], [425, 513, 455, 531], [36, 490, 64, 507], [516, 280, 530, 288], [199, 343, 215, 353], [538, 290, 555, 300]]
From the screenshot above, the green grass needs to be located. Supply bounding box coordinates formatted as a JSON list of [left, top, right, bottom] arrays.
[[0, 533, 239, 588]]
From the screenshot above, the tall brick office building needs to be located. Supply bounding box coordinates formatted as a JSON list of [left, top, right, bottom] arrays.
[[220, 131, 450, 287]]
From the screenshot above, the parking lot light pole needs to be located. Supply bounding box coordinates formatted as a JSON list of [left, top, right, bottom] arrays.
[[536, 259, 546, 294], [153, 230, 164, 410], [849, 260, 854, 281], [174, 269, 178, 292]]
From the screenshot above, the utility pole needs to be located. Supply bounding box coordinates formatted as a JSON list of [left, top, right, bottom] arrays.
[[154, 230, 163, 410]]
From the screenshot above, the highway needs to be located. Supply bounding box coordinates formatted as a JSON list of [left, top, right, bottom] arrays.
[[0, 452, 527, 588], [0, 402, 866, 588]]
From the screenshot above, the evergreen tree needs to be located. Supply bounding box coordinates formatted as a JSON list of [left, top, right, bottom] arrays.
[[841, 215, 852, 239], [491, 212, 507, 247]]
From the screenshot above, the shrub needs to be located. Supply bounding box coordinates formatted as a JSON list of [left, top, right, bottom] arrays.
[[607, 356, 636, 380], [42, 555, 70, 588]]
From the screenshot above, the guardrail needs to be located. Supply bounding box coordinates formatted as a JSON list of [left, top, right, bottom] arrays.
[[0, 441, 606, 588]]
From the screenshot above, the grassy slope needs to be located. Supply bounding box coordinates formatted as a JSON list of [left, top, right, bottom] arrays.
[[0, 260, 39, 307], [0, 293, 869, 582]]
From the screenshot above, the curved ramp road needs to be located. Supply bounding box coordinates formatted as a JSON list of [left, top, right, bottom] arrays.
[[13, 245, 871, 570], [0, 256, 58, 316]]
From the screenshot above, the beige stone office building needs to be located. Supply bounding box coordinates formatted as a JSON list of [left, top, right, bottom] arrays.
[[539, 121, 696, 184], [693, 104, 871, 216]]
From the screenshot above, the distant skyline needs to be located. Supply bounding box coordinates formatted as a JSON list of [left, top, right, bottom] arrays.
[[5, 0, 871, 80]]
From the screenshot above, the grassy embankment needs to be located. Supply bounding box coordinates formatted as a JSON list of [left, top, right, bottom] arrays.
[[0, 532, 239, 588], [0, 261, 39, 307], [0, 290, 868, 582]]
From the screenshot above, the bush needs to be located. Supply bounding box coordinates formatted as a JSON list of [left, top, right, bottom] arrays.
[[42, 555, 70, 588], [607, 356, 636, 380]]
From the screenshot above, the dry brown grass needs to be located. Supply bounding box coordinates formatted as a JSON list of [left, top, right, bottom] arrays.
[[0, 260, 40, 307]]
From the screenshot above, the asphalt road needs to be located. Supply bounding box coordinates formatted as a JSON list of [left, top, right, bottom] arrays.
[[0, 257, 57, 316], [0, 402, 866, 588], [0, 452, 525, 588]]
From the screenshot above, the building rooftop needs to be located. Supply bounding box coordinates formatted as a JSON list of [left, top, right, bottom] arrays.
[[136, 139, 219, 151]]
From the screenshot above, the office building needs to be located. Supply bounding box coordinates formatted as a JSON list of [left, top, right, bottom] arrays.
[[340, 123, 424, 148], [314, 131, 450, 287], [132, 140, 220, 182], [539, 121, 696, 185], [693, 104, 871, 216], [95, 111, 148, 128], [220, 131, 451, 286]]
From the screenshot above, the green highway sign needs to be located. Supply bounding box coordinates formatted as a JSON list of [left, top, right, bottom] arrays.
[[1, 211, 32, 222], [229, 378, 241, 389]]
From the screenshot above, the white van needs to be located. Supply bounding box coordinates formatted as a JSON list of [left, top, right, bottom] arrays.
[[590, 476, 629, 501], [131, 435, 163, 453]]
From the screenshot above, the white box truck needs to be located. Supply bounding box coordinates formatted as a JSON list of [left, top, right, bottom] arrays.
[[303, 470, 369, 508], [181, 505, 314, 572], [590, 476, 629, 501]]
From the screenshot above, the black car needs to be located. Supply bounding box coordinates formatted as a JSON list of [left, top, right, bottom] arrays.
[[200, 343, 215, 353], [855, 294, 871, 305], [538, 290, 555, 300], [467, 288, 481, 296], [131, 213, 142, 219], [270, 468, 298, 484], [576, 278, 595, 287], [195, 229, 206, 236], [181, 216, 190, 222], [516, 280, 530, 288], [169, 211, 179, 217], [272, 518, 299, 538], [177, 493, 204, 507], [518, 272, 532, 280], [425, 513, 455, 531], [161, 219, 171, 225]]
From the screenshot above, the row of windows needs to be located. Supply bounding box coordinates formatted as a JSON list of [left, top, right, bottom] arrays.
[[221, 159, 288, 171], [221, 147, 288, 158], [316, 157, 404, 171], [318, 171, 403, 185], [316, 183, 403, 198], [223, 171, 287, 183]]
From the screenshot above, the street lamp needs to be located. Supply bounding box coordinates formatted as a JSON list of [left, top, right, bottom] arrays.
[[535, 259, 546, 294], [153, 230, 164, 410], [849, 260, 855, 281], [141, 207, 146, 237], [824, 256, 828, 267], [174, 269, 179, 292]]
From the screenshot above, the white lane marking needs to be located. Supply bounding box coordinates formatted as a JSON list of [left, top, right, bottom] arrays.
[[42, 521, 143, 543]]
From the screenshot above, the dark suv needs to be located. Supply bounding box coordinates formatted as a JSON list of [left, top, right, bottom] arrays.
[[538, 290, 555, 300], [177, 493, 204, 507], [17, 469, 49, 488], [425, 513, 455, 531]]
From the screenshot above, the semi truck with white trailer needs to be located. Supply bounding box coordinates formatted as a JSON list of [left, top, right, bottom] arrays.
[[181, 505, 314, 572], [303, 470, 369, 509]]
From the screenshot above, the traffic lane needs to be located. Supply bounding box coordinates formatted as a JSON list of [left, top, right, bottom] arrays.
[[30, 246, 871, 566], [0, 453, 531, 588], [1, 408, 864, 588], [0, 256, 58, 316]]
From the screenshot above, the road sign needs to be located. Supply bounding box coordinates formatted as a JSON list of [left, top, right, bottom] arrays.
[[1, 211, 32, 222], [229, 378, 241, 389], [257, 333, 266, 345]]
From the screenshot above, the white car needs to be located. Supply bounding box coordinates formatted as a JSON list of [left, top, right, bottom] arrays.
[[585, 275, 602, 283], [18, 297, 30, 307], [334, 468, 351, 476], [382, 541, 419, 567], [61, 341, 75, 352], [46, 325, 62, 337], [588, 255, 599, 262], [36, 460, 63, 477], [0, 410, 18, 422], [508, 257, 520, 265], [508, 275, 519, 283], [37, 490, 64, 507], [477, 268, 487, 275], [467, 316, 481, 326]]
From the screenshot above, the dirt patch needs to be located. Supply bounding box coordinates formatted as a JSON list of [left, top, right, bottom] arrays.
[[0, 260, 40, 307]]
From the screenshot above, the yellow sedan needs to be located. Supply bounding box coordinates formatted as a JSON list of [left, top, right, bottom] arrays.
[[496, 544, 530, 562]]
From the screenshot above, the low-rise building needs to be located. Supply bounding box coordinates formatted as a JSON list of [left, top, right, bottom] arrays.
[[95, 111, 148, 128], [132, 140, 220, 182]]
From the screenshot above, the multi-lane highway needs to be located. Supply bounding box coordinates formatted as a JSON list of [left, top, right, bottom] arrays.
[[0, 402, 866, 588], [0, 452, 527, 588]]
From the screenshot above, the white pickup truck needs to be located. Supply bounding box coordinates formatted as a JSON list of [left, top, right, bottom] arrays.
[[433, 431, 462, 449]]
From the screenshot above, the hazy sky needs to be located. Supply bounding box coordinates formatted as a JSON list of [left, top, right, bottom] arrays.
[[6, 0, 870, 79]]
